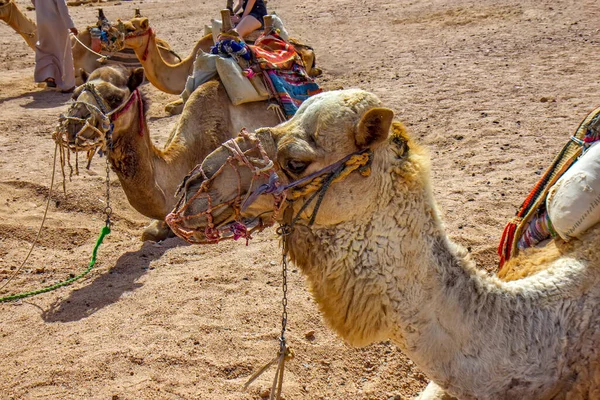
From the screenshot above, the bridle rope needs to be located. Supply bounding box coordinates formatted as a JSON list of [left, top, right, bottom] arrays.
[[53, 83, 144, 179], [125, 27, 153, 61], [167, 129, 283, 244]]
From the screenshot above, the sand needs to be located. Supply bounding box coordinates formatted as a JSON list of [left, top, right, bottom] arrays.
[[1, 0, 599, 398]]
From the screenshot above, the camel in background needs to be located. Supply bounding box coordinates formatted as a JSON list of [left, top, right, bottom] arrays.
[[57, 65, 280, 240], [0, 1, 179, 83], [0, 0, 36, 49], [117, 16, 321, 115]]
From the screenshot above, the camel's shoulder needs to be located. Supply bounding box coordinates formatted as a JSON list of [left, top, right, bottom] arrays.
[[500, 224, 600, 283]]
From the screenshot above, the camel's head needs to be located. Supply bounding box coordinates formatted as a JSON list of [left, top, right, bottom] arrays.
[[166, 89, 398, 243], [0, 0, 13, 19], [117, 17, 152, 49], [53, 65, 145, 165]]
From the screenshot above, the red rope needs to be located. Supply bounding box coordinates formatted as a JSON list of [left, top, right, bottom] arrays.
[[125, 28, 153, 62], [141, 28, 153, 61], [109, 89, 145, 136]]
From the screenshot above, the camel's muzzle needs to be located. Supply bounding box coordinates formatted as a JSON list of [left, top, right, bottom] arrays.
[[166, 129, 282, 244], [53, 84, 112, 156]]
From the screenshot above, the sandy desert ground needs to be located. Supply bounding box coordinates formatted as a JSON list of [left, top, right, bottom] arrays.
[[1, 0, 600, 398]]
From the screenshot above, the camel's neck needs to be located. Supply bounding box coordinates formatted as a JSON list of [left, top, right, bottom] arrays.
[[131, 32, 213, 94], [286, 147, 594, 398], [107, 83, 241, 220], [1, 3, 37, 50], [107, 97, 187, 220]]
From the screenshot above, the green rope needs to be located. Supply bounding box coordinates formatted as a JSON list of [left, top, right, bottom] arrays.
[[0, 225, 111, 303]]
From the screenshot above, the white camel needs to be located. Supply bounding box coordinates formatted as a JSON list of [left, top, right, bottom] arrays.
[[166, 89, 600, 400]]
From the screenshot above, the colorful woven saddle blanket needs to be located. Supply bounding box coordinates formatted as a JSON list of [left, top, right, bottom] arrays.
[[88, 23, 143, 69], [211, 31, 322, 118], [498, 106, 600, 270], [251, 32, 321, 117]]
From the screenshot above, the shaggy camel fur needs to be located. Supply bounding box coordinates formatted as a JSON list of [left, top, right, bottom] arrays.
[[66, 65, 280, 241], [169, 90, 600, 399]]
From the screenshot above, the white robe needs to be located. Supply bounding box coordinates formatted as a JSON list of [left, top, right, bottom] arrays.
[[32, 0, 75, 90]]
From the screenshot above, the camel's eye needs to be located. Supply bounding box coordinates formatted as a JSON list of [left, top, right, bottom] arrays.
[[107, 95, 122, 108], [286, 159, 309, 175]]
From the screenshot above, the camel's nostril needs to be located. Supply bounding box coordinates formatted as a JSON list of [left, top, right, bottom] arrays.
[[67, 123, 83, 141], [66, 112, 92, 141]]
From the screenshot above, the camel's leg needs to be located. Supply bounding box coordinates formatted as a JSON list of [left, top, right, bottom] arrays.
[[414, 382, 458, 400], [141, 219, 175, 242], [164, 99, 184, 115]]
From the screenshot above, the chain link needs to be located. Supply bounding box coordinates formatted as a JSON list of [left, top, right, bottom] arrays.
[[104, 126, 113, 228], [274, 224, 292, 340], [279, 230, 290, 351]]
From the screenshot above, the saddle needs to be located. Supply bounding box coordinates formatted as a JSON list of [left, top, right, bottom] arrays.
[[498, 106, 600, 269]]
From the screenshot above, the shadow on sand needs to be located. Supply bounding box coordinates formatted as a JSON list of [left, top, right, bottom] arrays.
[[40, 236, 188, 323], [0, 89, 72, 109]]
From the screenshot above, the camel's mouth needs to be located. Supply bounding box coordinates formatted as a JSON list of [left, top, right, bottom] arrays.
[[165, 164, 276, 245], [116, 18, 152, 40], [54, 103, 110, 153], [124, 28, 150, 39], [53, 84, 140, 173], [166, 130, 283, 245]]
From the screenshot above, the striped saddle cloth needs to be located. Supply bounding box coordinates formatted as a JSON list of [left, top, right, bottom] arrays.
[[498, 106, 600, 270], [102, 47, 142, 69]]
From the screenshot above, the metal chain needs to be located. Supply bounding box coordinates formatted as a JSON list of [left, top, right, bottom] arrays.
[[279, 226, 292, 352], [103, 126, 114, 228]]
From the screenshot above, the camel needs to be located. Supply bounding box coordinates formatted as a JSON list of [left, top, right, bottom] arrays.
[[165, 90, 600, 399], [118, 17, 321, 110], [0, 0, 36, 49], [71, 9, 182, 81], [0, 2, 179, 84], [119, 17, 215, 95], [59, 65, 280, 241]]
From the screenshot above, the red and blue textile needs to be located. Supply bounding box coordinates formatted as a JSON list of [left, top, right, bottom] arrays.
[[263, 66, 321, 117], [250, 32, 322, 118], [212, 31, 321, 118]]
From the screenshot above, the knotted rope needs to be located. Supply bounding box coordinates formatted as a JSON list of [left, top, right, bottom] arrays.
[[167, 129, 282, 244], [53, 83, 144, 178]]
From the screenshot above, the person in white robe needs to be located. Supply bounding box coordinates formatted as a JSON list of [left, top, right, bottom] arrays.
[[31, 0, 78, 92]]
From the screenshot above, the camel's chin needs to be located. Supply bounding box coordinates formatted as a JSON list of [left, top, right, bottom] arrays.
[[60, 123, 104, 151], [167, 211, 268, 244]]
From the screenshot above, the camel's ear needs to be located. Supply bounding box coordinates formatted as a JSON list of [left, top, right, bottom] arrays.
[[79, 68, 89, 83], [127, 67, 145, 91], [140, 17, 149, 30], [71, 85, 84, 100], [355, 107, 394, 148], [255, 128, 277, 159]]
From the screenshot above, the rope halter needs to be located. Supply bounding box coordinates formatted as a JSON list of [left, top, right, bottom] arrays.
[[166, 129, 283, 244], [166, 128, 374, 244], [122, 25, 154, 61], [53, 83, 145, 174]]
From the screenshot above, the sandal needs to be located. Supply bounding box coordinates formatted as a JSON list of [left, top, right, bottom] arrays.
[[44, 78, 56, 88]]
